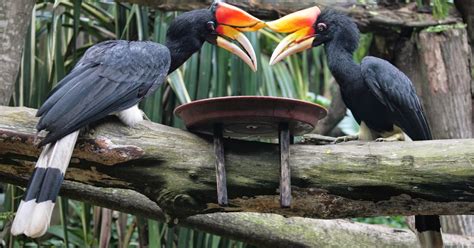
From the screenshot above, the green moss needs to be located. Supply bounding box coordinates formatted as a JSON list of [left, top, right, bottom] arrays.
[[425, 23, 467, 33]]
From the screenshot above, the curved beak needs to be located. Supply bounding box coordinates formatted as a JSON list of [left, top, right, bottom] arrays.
[[213, 2, 266, 72], [266, 6, 321, 65]]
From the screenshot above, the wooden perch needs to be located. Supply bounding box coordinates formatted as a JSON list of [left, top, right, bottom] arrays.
[[117, 0, 462, 32], [184, 213, 474, 248], [1, 105, 474, 218], [1, 106, 474, 247]]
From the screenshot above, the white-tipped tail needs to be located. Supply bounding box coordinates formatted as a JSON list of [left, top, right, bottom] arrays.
[[10, 200, 35, 235], [11, 131, 79, 238], [25, 201, 55, 238]]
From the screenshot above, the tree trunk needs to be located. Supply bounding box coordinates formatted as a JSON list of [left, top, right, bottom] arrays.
[[394, 26, 474, 240], [455, 0, 474, 58], [396, 28, 472, 139], [444, 5, 473, 238], [454, 0, 474, 150], [0, 0, 35, 105]]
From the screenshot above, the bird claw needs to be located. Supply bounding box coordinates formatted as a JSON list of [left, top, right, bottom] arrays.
[[333, 135, 359, 144], [375, 137, 399, 142], [141, 110, 151, 121], [375, 133, 405, 142]]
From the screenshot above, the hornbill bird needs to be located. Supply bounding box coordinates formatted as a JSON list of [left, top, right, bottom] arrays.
[[266, 7, 443, 248], [11, 2, 264, 238]]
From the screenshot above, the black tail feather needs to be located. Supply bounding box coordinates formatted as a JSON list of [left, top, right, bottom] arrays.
[[415, 215, 443, 248]]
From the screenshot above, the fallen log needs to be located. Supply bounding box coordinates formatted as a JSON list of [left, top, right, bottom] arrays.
[[185, 213, 474, 248], [1, 106, 473, 219], [2, 106, 474, 246]]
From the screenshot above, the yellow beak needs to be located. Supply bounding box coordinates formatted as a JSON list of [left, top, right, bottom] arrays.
[[214, 2, 266, 71], [266, 6, 321, 65]]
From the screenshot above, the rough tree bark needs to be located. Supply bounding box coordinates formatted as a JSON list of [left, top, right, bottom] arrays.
[[0, 0, 35, 105], [185, 213, 473, 248], [456, 9, 474, 235], [455, 0, 474, 58], [454, 0, 474, 149], [1, 106, 474, 218], [393, 26, 474, 239], [395, 28, 472, 139], [1, 106, 474, 247]]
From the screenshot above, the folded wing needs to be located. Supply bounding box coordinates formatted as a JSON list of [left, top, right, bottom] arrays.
[[36, 40, 170, 145]]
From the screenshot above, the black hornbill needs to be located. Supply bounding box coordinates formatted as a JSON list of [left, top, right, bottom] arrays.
[[267, 7, 442, 248], [11, 2, 264, 238]]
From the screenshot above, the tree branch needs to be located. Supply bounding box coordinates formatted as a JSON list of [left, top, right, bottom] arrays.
[[3, 175, 473, 247], [2, 106, 474, 246], [117, 0, 462, 33], [1, 105, 474, 219]]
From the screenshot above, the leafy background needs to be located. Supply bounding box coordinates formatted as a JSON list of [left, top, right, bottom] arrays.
[[1, 0, 451, 247]]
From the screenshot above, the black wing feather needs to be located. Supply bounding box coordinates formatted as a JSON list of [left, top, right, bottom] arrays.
[[37, 40, 170, 145], [37, 64, 95, 117], [361, 56, 432, 140]]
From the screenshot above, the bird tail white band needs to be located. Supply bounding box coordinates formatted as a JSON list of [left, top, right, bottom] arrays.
[[11, 131, 79, 238]]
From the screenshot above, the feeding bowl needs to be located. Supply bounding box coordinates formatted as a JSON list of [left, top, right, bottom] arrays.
[[174, 96, 327, 137]]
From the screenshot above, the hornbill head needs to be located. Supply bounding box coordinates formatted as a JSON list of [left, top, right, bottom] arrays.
[[167, 2, 265, 72], [210, 2, 265, 71], [266, 7, 359, 65]]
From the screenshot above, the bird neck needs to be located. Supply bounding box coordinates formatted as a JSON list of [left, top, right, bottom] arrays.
[[165, 37, 204, 74], [324, 41, 362, 90]]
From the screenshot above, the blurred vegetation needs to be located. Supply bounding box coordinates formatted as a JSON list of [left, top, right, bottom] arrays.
[[432, 0, 452, 19], [353, 216, 408, 229], [1, 0, 456, 246]]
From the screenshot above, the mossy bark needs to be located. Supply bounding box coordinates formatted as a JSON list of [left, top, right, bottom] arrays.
[[1, 106, 474, 247], [1, 106, 474, 220]]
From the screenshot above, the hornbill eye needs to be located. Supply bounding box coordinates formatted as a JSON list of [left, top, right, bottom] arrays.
[[207, 21, 216, 32], [317, 23, 327, 32]]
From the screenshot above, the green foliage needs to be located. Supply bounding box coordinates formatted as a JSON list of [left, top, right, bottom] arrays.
[[412, 0, 452, 19], [353, 216, 408, 229], [432, 0, 451, 19], [354, 33, 373, 64]]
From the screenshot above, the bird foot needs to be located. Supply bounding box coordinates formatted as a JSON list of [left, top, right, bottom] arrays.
[[333, 135, 359, 144], [141, 110, 151, 121], [375, 133, 405, 142], [80, 125, 95, 137]]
